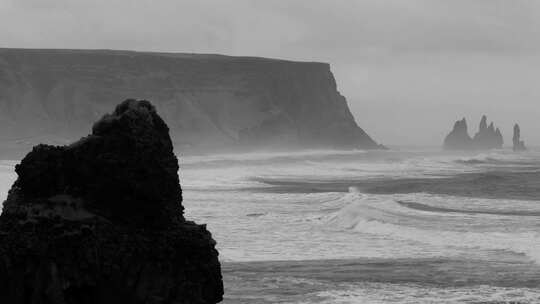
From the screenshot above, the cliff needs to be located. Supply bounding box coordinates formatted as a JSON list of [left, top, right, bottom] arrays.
[[0, 48, 382, 157], [444, 115, 503, 150], [0, 100, 223, 303]]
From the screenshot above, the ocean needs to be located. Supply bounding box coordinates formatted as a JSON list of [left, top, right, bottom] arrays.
[[2, 148, 540, 303]]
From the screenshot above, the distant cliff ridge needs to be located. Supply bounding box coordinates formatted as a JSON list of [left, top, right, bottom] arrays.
[[444, 115, 503, 150], [0, 48, 382, 157]]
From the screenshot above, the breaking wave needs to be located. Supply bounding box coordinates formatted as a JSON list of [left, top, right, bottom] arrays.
[[396, 200, 540, 217], [453, 150, 539, 166], [326, 188, 540, 264]]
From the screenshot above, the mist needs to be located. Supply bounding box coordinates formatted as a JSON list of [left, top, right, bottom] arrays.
[[1, 0, 538, 146]]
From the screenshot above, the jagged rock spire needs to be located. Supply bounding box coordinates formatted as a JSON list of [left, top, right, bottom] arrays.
[[513, 123, 526, 152], [479, 115, 488, 132], [443, 117, 472, 150], [444, 115, 503, 150]]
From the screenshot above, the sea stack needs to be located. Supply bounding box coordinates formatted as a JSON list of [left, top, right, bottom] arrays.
[[472, 116, 503, 150], [443, 118, 473, 150], [513, 123, 527, 152], [443, 115, 503, 150], [0, 100, 223, 303]]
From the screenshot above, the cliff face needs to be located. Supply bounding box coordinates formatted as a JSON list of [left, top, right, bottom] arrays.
[[0, 100, 223, 303], [444, 115, 503, 150], [0, 48, 381, 157]]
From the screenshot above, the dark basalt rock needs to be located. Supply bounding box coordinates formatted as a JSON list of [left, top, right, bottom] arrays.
[[472, 116, 503, 150], [443, 118, 473, 150], [444, 115, 503, 150], [0, 99, 224, 304], [513, 123, 527, 152]]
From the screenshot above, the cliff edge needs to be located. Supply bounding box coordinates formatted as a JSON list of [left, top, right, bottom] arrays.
[[0, 48, 382, 157], [0, 99, 224, 303]]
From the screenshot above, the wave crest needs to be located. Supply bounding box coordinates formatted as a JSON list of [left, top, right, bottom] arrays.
[[325, 190, 540, 264], [453, 151, 535, 166]]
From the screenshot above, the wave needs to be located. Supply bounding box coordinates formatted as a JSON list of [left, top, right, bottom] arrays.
[[316, 284, 540, 304], [0, 160, 18, 166], [455, 157, 501, 165], [181, 149, 369, 167], [182, 149, 482, 180], [397, 200, 540, 217], [0, 162, 17, 204], [325, 189, 540, 264], [182, 149, 540, 197], [453, 151, 539, 166]]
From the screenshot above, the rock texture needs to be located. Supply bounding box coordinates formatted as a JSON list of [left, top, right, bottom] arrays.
[[444, 115, 503, 150], [0, 48, 382, 157], [513, 123, 526, 152], [0, 100, 223, 304]]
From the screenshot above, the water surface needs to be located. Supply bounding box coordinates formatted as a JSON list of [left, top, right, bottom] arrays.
[[2, 149, 540, 303]]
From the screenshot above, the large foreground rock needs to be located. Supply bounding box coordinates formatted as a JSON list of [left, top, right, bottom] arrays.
[[0, 99, 223, 303]]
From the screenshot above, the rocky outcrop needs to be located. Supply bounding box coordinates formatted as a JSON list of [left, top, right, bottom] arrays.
[[472, 116, 503, 150], [444, 115, 503, 150], [513, 123, 526, 151], [0, 48, 382, 158], [443, 118, 473, 150], [0, 100, 223, 303]]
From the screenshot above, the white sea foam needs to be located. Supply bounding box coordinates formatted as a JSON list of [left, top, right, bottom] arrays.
[[180, 149, 486, 194], [178, 148, 540, 263], [1, 148, 539, 266], [326, 189, 540, 264], [182, 149, 540, 302], [453, 149, 540, 166], [0, 161, 17, 207], [306, 283, 540, 304], [181, 149, 369, 165]]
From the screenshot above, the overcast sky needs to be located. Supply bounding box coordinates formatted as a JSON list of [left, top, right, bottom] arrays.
[[1, 0, 539, 146]]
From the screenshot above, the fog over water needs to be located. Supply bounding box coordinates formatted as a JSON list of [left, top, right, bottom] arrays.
[[1, 0, 539, 146]]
